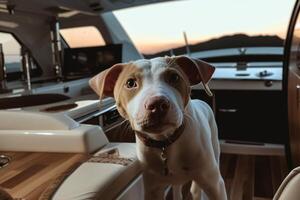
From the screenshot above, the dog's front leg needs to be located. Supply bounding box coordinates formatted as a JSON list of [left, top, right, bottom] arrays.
[[195, 178, 226, 200], [143, 172, 168, 200], [194, 167, 227, 200]]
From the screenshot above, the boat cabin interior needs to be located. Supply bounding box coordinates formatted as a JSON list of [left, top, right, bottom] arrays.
[[0, 0, 299, 200]]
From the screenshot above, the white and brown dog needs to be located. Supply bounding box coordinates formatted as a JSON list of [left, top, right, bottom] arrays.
[[89, 56, 227, 200]]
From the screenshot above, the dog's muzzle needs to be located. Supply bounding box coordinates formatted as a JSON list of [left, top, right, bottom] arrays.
[[137, 95, 171, 132], [144, 95, 170, 115]]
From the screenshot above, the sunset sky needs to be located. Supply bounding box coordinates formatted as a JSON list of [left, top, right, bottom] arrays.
[[114, 0, 295, 54], [0, 0, 296, 61]]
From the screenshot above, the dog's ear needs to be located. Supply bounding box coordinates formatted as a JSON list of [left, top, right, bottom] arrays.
[[173, 56, 215, 96], [89, 63, 125, 99], [174, 56, 215, 85]]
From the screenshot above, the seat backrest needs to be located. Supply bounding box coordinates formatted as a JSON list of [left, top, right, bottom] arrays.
[[273, 167, 300, 200]]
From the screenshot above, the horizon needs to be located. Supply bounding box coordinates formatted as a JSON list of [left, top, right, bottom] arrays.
[[114, 0, 295, 54], [140, 33, 284, 55]]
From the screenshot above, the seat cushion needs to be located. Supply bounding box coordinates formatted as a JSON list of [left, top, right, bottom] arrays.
[[273, 166, 300, 200], [52, 143, 142, 200]]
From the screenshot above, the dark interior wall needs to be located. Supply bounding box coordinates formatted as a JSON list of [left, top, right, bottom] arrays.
[[0, 12, 55, 79], [0, 13, 115, 80]]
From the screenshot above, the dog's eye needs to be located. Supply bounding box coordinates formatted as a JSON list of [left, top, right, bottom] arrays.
[[168, 73, 180, 83], [125, 78, 137, 89]]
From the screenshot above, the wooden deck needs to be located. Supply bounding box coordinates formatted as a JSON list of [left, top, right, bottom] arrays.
[[222, 154, 288, 200], [180, 154, 288, 200], [0, 152, 87, 199], [0, 152, 288, 200]]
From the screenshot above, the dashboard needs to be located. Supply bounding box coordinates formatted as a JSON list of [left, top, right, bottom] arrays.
[[192, 62, 283, 91], [191, 61, 285, 145]]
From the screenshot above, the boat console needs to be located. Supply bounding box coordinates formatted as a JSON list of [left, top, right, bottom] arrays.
[[0, 110, 108, 153], [0, 95, 143, 199]]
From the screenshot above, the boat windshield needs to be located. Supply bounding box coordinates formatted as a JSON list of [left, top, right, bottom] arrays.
[[113, 0, 295, 59], [60, 26, 106, 48]]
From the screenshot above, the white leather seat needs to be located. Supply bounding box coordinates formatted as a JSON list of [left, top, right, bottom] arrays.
[[273, 167, 300, 200], [52, 143, 142, 200], [0, 110, 109, 153]]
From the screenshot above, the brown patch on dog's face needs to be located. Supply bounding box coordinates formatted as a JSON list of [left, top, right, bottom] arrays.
[[165, 56, 215, 96], [161, 67, 191, 108], [113, 63, 144, 119]]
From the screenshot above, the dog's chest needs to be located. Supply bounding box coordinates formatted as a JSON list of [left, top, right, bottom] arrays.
[[135, 100, 213, 182], [136, 132, 205, 182]]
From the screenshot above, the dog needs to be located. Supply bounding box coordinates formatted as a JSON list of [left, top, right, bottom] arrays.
[[89, 56, 227, 200]]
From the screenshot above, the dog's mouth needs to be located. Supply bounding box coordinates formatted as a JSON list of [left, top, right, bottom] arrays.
[[136, 118, 176, 134]]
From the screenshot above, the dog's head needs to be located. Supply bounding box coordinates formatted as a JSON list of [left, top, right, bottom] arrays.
[[89, 56, 214, 136]]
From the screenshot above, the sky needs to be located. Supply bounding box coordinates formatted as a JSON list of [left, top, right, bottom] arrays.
[[114, 0, 296, 54], [0, 32, 21, 63], [0, 32, 20, 54], [0, 0, 296, 60], [60, 26, 105, 48]]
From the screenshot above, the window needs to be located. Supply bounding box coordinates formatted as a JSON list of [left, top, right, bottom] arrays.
[[0, 32, 42, 82], [60, 26, 106, 48], [0, 32, 22, 74], [113, 0, 295, 57]]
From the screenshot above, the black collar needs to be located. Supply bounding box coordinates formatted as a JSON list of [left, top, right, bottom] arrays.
[[135, 123, 185, 149]]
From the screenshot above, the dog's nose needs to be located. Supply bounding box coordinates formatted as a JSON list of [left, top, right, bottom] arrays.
[[145, 96, 170, 114]]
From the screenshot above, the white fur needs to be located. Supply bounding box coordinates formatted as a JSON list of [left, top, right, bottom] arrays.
[[126, 57, 227, 200], [137, 101, 227, 200]]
